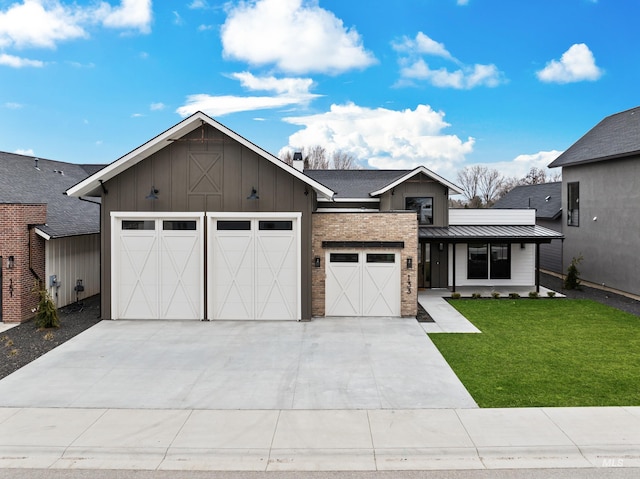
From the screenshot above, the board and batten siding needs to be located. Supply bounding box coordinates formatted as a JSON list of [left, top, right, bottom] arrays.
[[450, 243, 535, 287], [379, 174, 449, 226], [45, 234, 100, 307], [99, 124, 315, 320], [450, 208, 536, 226]]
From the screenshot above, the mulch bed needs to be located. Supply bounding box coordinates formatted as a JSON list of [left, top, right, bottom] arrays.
[[0, 295, 101, 380]]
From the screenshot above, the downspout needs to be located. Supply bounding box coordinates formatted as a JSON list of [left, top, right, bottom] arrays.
[[452, 242, 456, 292], [535, 242, 541, 293], [77, 195, 102, 319], [27, 224, 42, 285]]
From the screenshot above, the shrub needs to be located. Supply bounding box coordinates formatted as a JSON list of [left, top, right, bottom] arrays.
[[471, 293, 482, 299], [564, 254, 584, 290], [451, 292, 461, 299], [491, 291, 501, 299], [528, 291, 540, 299], [509, 293, 520, 299], [32, 283, 60, 329], [547, 291, 556, 298]]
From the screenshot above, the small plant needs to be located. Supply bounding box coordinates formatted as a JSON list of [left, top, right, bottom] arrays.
[[491, 291, 500, 299], [43, 332, 55, 341], [547, 291, 556, 298], [509, 292, 521, 299], [564, 254, 584, 290], [32, 282, 60, 329], [528, 291, 540, 299], [8, 349, 18, 357], [471, 292, 482, 299], [4, 339, 13, 348], [451, 292, 461, 299]]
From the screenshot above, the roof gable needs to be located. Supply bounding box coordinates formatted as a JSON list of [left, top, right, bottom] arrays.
[[0, 151, 100, 238], [66, 111, 335, 200], [549, 105, 640, 168]]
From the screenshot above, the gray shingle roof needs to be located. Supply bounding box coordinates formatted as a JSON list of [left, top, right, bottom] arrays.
[[548, 105, 640, 168], [492, 182, 561, 220], [420, 225, 563, 242], [305, 170, 411, 198], [0, 151, 102, 238]]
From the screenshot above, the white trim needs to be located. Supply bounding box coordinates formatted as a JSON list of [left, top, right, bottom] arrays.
[[316, 208, 379, 213], [34, 228, 51, 240], [67, 111, 335, 200], [325, 198, 380, 203], [369, 166, 464, 196]]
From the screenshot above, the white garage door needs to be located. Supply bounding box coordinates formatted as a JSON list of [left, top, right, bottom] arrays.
[[325, 251, 400, 317], [208, 215, 300, 320], [112, 215, 204, 320]]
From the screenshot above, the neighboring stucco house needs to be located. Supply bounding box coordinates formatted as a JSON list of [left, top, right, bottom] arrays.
[[492, 182, 563, 273], [66, 112, 562, 321], [548, 105, 640, 297], [0, 152, 101, 323]]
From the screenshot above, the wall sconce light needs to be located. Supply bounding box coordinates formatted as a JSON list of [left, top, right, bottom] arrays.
[[593, 216, 598, 221], [7, 255, 15, 269], [145, 186, 159, 200], [521, 243, 526, 249], [314, 256, 321, 268], [247, 187, 259, 200], [439, 243, 444, 252], [407, 257, 413, 269]]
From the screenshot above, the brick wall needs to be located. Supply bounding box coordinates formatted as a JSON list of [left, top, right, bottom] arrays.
[[312, 212, 418, 317], [0, 204, 47, 323]]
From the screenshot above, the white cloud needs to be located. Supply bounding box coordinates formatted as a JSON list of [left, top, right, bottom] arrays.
[[221, 0, 376, 74], [5, 101, 24, 109], [457, 0, 469, 5], [189, 0, 209, 9], [198, 24, 214, 31], [99, 0, 153, 33], [0, 53, 43, 67], [282, 103, 474, 173], [150, 102, 166, 111], [176, 72, 321, 117], [15, 148, 35, 155], [0, 0, 151, 52], [537, 43, 603, 83], [394, 32, 505, 89], [486, 150, 564, 178]]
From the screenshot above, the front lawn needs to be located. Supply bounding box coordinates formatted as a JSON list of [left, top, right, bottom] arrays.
[[429, 299, 640, 408]]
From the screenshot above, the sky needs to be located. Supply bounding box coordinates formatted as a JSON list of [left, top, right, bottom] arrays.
[[1, 0, 639, 181]]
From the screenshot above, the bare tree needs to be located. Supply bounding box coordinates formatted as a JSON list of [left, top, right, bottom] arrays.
[[478, 167, 503, 207], [456, 165, 482, 203], [305, 145, 329, 169], [457, 165, 504, 207], [331, 150, 357, 169], [280, 146, 358, 169]]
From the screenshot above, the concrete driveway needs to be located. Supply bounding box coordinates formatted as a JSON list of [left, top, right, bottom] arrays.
[[0, 318, 477, 410]]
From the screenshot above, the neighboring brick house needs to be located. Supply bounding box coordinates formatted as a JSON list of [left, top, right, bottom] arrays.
[[0, 152, 101, 323], [549, 105, 640, 297], [66, 112, 562, 321], [492, 182, 563, 274]]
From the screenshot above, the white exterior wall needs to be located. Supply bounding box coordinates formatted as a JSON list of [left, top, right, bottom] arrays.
[[45, 234, 100, 307], [449, 243, 535, 287], [450, 209, 535, 225]]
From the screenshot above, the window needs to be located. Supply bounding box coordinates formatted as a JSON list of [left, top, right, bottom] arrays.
[[568, 182, 579, 226], [217, 220, 251, 230], [122, 220, 155, 230], [468, 243, 511, 279], [490, 244, 511, 279], [259, 220, 293, 230], [366, 253, 395, 263], [468, 243, 488, 279], [330, 253, 359, 263], [163, 220, 197, 230], [406, 197, 433, 225]]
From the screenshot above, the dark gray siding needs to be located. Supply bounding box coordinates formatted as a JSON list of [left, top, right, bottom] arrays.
[[101, 124, 314, 319], [538, 218, 562, 274], [379, 173, 449, 226], [562, 156, 640, 296]]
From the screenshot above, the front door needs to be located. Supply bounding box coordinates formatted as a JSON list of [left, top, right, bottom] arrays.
[[430, 243, 448, 288]]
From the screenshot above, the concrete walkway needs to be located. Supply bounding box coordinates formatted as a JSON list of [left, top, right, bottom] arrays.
[[0, 406, 639, 471]]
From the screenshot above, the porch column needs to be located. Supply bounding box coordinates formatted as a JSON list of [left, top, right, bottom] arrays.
[[535, 242, 540, 293], [452, 242, 456, 292]]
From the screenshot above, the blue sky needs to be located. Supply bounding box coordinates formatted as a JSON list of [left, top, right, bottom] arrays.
[[1, 0, 638, 180]]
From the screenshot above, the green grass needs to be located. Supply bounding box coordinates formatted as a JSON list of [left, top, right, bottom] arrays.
[[429, 299, 640, 408]]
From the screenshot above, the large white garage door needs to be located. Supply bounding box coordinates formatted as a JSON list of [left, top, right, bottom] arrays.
[[112, 215, 204, 320], [208, 214, 300, 320], [325, 251, 400, 317]]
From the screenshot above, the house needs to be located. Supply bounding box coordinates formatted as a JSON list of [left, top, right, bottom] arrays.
[[66, 112, 562, 321], [0, 152, 101, 323], [548, 105, 640, 297], [492, 182, 563, 273]]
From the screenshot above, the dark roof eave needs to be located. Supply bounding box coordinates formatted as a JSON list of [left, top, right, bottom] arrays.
[[549, 149, 640, 168]]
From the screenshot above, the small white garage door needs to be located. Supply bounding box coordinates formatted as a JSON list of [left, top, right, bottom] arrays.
[[325, 251, 401, 317], [208, 215, 300, 320], [112, 215, 204, 320]]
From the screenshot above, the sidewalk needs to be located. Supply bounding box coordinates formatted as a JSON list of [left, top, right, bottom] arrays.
[[0, 406, 639, 471]]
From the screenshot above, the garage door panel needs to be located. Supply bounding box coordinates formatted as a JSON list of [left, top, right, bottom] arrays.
[[326, 258, 361, 316]]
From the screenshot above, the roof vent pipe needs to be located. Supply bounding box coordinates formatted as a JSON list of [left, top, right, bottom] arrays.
[[34, 158, 40, 170], [292, 151, 304, 172]]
